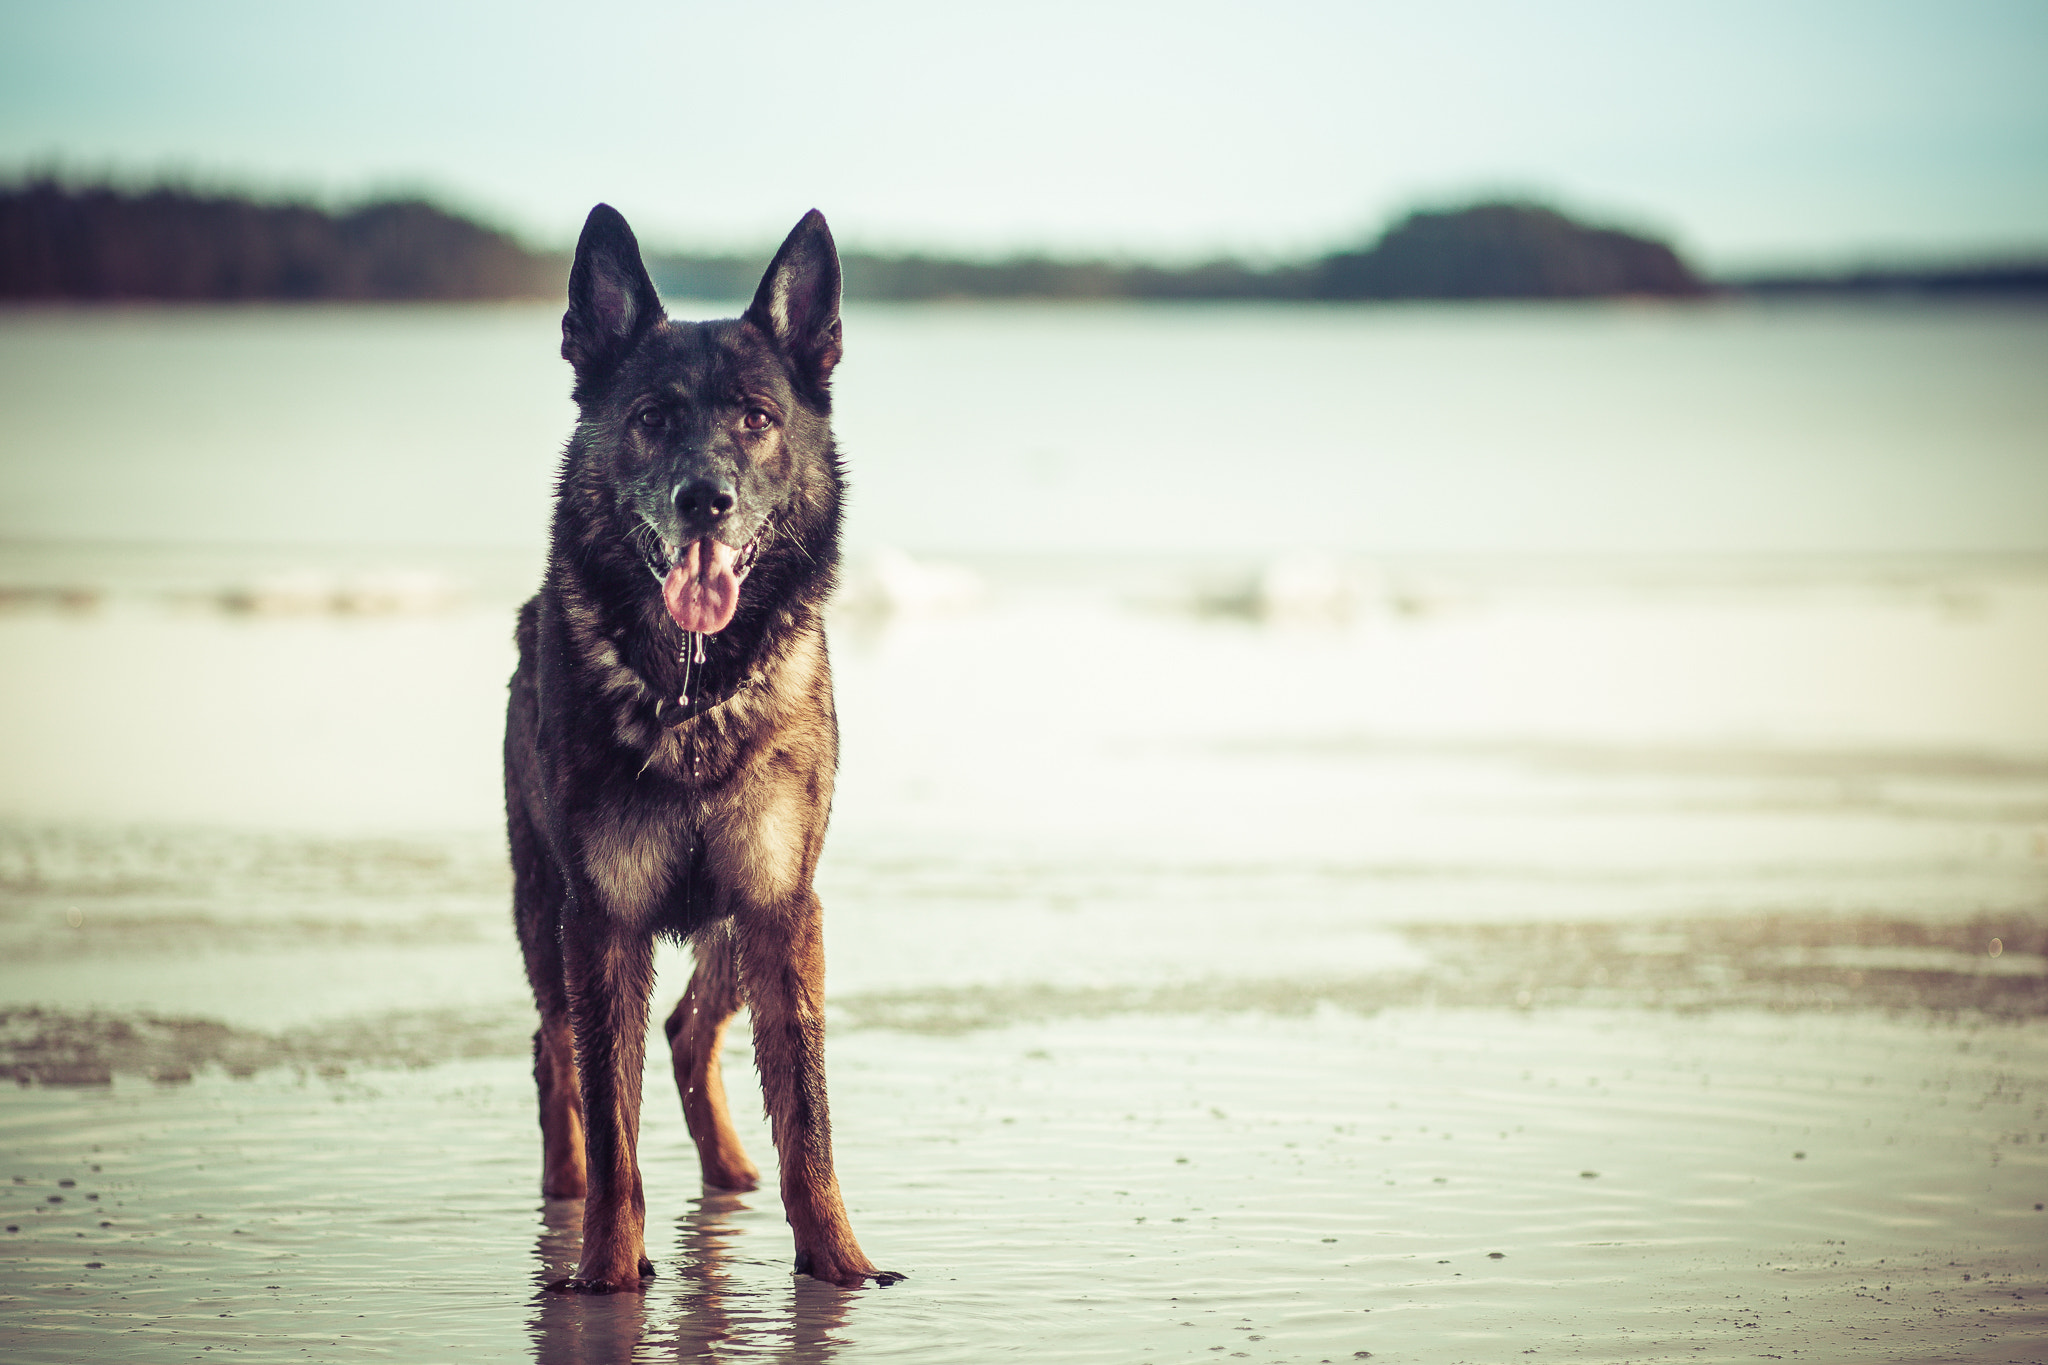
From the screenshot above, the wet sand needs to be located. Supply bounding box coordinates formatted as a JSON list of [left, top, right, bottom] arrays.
[[3, 1010, 2045, 1363], [3, 550, 2047, 1361]]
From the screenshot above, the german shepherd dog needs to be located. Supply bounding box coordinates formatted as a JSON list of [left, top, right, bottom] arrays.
[[505, 205, 897, 1292]]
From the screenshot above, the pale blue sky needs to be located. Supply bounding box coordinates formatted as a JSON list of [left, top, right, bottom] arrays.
[[2, 0, 2044, 268]]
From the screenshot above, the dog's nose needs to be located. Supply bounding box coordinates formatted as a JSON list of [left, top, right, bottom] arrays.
[[675, 479, 736, 523]]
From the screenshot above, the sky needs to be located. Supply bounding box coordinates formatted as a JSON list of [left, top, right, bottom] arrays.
[[2, 0, 2045, 270]]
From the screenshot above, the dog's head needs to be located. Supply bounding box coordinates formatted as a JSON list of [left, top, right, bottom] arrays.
[[559, 205, 843, 636]]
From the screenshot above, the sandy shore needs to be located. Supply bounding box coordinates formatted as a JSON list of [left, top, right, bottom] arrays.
[[3, 551, 2047, 1360], [3, 1006, 2045, 1364]]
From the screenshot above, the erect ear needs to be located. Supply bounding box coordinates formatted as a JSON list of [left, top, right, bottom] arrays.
[[561, 204, 664, 382], [744, 209, 843, 391]]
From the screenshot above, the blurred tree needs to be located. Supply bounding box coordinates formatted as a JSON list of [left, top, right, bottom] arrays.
[[22, 182, 2032, 304], [0, 180, 564, 300], [1314, 202, 1706, 299]]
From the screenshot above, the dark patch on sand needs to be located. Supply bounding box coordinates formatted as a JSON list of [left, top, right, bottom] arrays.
[[0, 1005, 530, 1086], [10, 912, 2043, 1076], [833, 912, 2048, 1034]]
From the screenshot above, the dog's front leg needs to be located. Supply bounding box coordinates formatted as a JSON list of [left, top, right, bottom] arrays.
[[736, 894, 900, 1288], [553, 915, 658, 1293]]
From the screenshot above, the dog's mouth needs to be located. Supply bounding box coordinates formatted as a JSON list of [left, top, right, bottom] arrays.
[[640, 521, 770, 635]]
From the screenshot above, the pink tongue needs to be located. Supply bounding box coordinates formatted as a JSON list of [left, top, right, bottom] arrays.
[[662, 539, 741, 633]]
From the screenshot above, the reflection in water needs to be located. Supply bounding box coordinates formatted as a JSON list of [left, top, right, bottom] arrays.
[[668, 1190, 746, 1362], [526, 1191, 849, 1364], [527, 1198, 650, 1364]]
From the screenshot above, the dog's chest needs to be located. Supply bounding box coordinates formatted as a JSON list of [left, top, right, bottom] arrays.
[[570, 782, 715, 932]]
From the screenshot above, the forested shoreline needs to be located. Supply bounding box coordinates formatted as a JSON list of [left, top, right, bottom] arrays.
[[0, 182, 557, 301], [4, 179, 2041, 303]]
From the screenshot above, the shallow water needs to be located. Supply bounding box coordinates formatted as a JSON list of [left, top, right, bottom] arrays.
[[3, 550, 2047, 1360], [3, 302, 2048, 1359], [3, 1013, 2046, 1364], [3, 300, 2047, 556]]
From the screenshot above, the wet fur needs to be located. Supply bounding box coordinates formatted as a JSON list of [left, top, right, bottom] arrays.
[[506, 205, 897, 1291]]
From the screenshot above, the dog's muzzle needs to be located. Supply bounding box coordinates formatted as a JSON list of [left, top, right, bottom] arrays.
[[640, 519, 770, 634]]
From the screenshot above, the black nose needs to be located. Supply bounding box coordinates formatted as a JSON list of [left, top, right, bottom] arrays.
[[675, 479, 736, 522]]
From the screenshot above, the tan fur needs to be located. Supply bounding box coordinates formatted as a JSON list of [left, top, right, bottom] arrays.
[[576, 802, 678, 923], [534, 1015, 587, 1198], [663, 933, 760, 1192]]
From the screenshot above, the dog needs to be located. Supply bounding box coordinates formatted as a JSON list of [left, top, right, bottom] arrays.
[[505, 204, 897, 1292]]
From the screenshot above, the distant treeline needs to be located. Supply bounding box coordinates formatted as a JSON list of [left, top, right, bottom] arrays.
[[5, 179, 2044, 303], [653, 202, 1709, 302], [1727, 262, 2048, 297], [0, 180, 559, 300]]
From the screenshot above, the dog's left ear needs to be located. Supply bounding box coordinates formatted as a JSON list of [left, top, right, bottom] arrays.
[[745, 210, 843, 392]]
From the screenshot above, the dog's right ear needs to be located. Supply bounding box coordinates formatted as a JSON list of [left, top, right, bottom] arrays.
[[562, 204, 664, 383], [745, 210, 843, 394]]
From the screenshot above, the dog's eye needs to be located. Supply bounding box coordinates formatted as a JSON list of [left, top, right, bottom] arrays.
[[743, 408, 773, 432], [637, 409, 665, 430]]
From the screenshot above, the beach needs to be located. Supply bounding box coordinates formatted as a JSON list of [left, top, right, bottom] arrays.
[[2, 301, 2047, 1361]]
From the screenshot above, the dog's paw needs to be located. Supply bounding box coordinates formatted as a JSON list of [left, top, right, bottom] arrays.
[[547, 1261, 654, 1295], [546, 1276, 633, 1295], [701, 1167, 760, 1194], [793, 1250, 905, 1288]]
